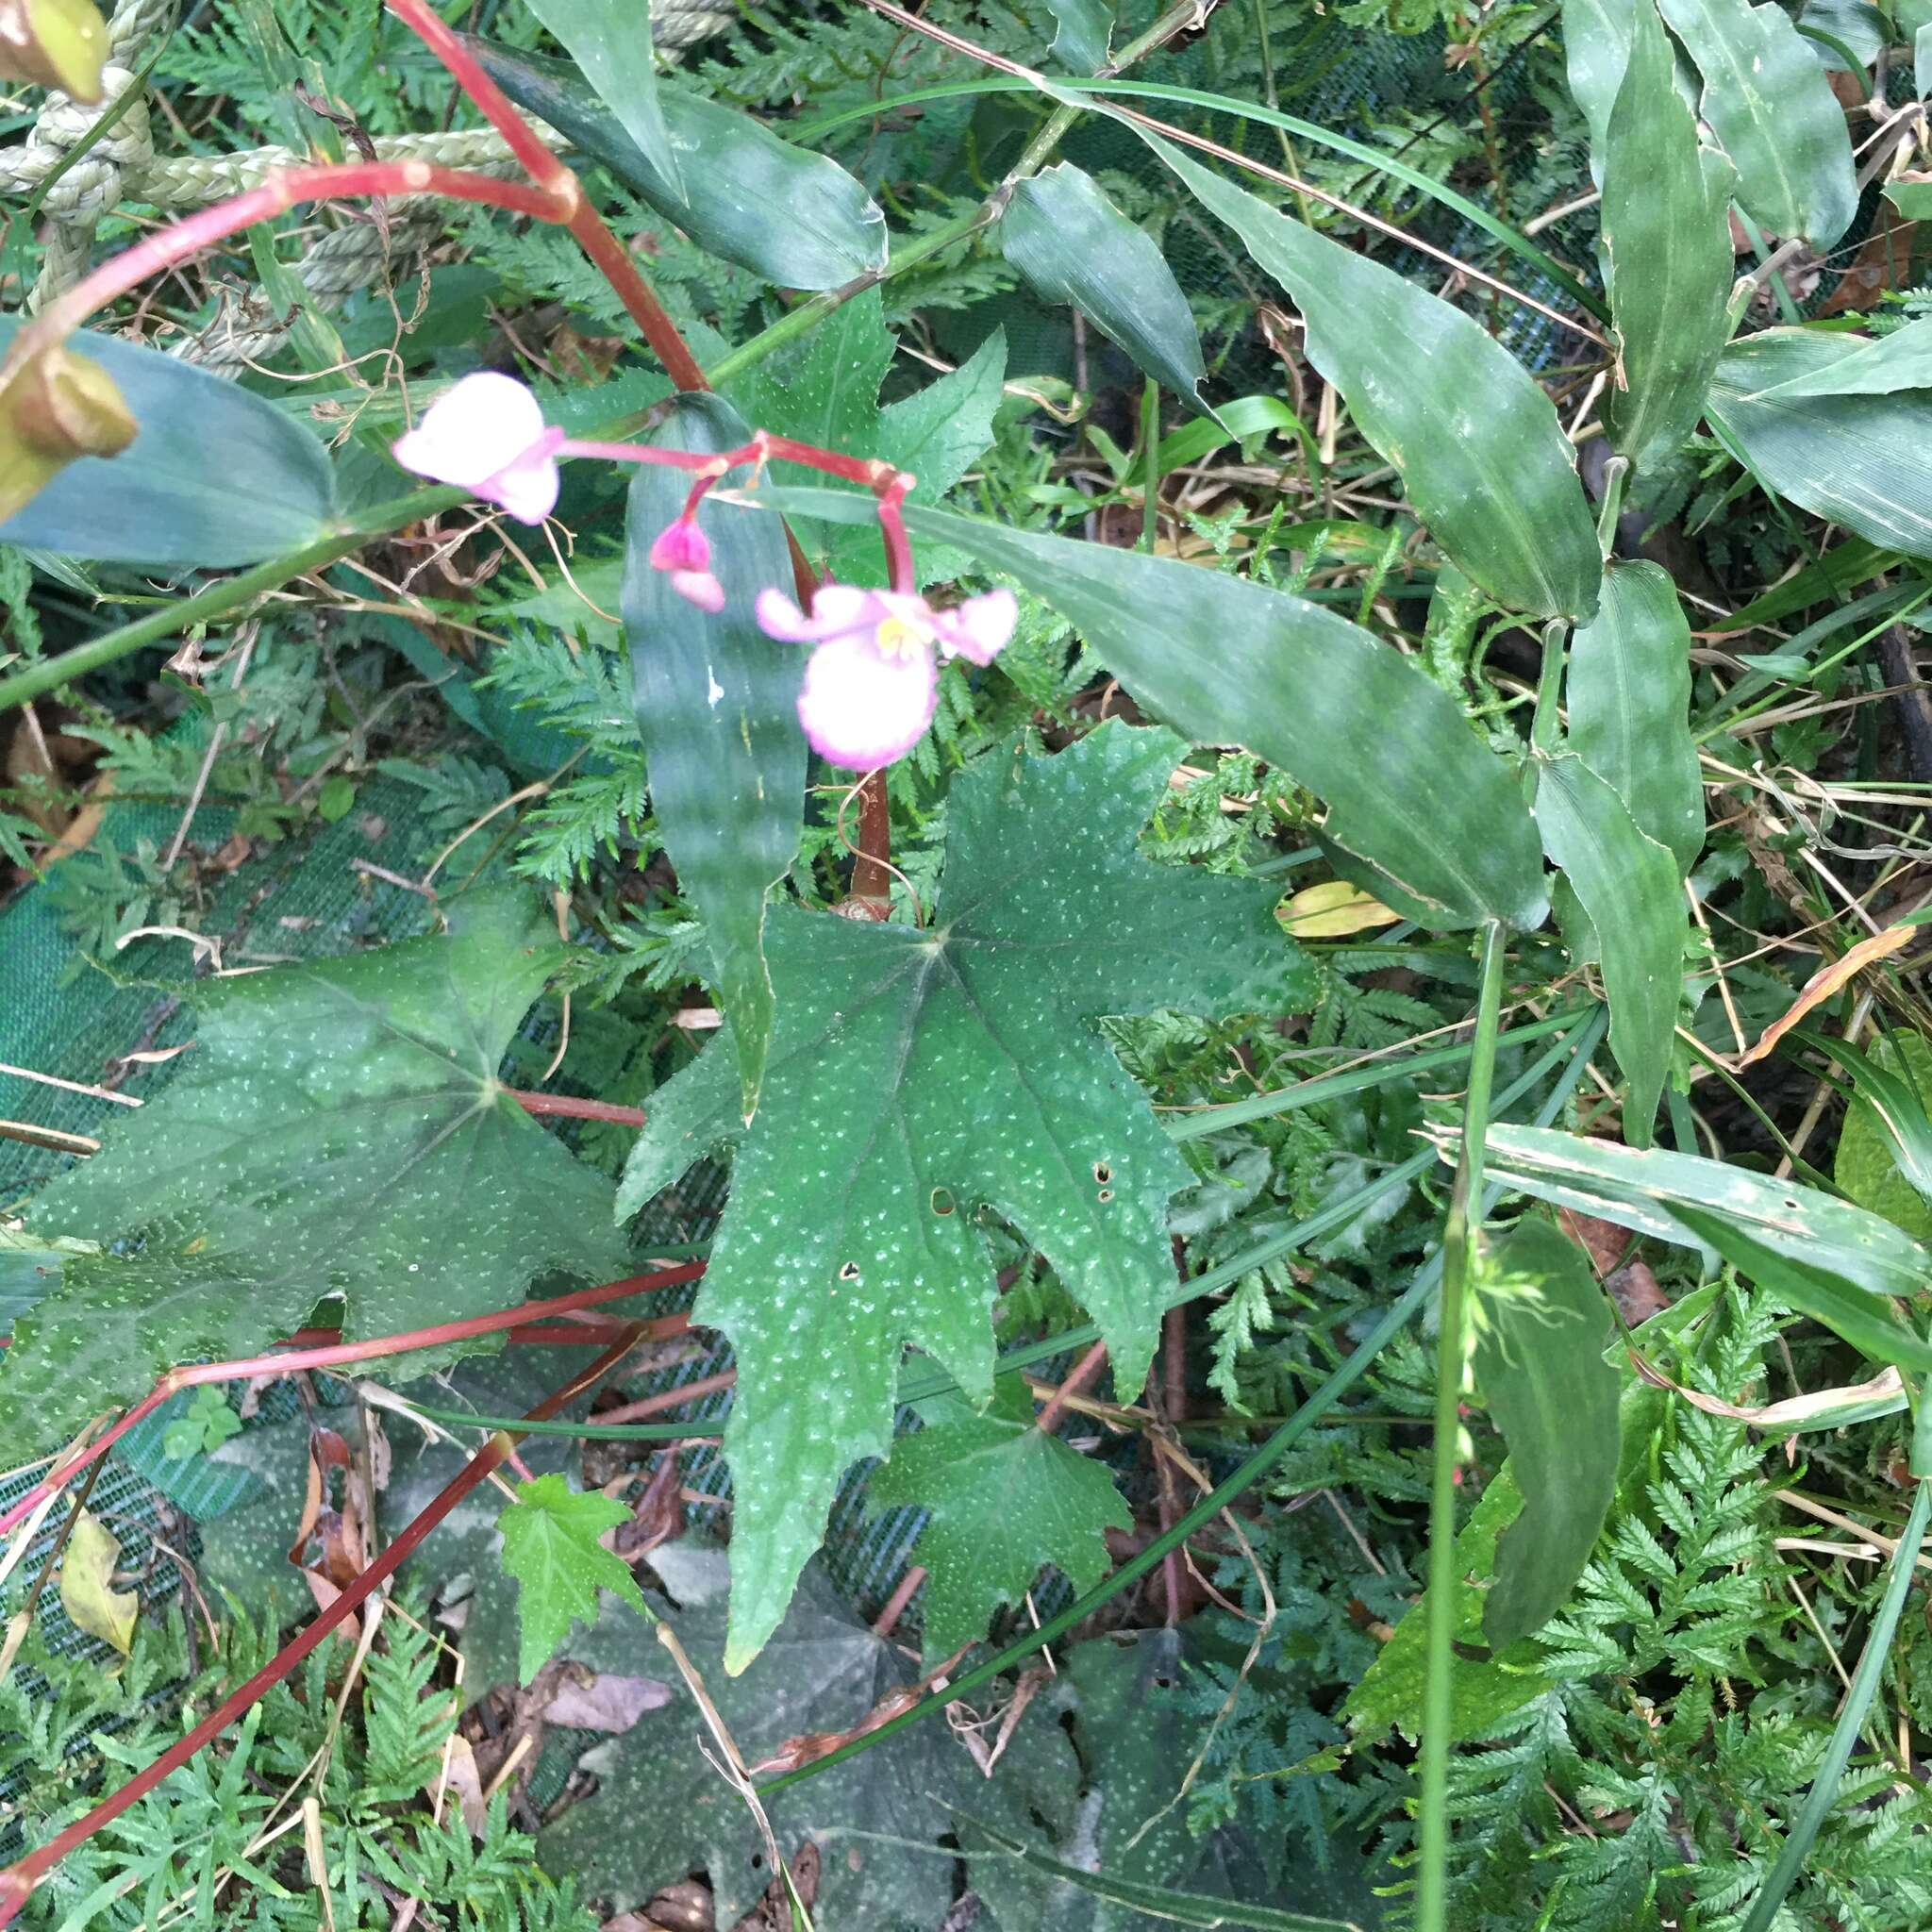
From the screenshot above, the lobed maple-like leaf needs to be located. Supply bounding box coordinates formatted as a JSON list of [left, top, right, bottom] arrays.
[[497, 1473, 651, 1682], [1, 890, 631, 1460], [618, 723, 1308, 1669], [867, 1381, 1132, 1659]]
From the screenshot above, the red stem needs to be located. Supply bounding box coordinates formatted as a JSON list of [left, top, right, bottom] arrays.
[[0, 1262, 704, 1540], [594, 1366, 735, 1427], [0, 1327, 645, 1924], [386, 0, 709, 393], [508, 1089, 648, 1126], [1034, 1341, 1109, 1435], [871, 1564, 927, 1639]]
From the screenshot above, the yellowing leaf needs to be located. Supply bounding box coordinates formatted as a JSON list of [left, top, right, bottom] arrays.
[[1739, 920, 1917, 1066], [1283, 879, 1401, 939], [58, 1510, 136, 1655]]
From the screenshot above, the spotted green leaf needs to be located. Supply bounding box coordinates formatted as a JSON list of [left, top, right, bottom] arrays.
[[1000, 164, 1221, 422], [616, 724, 1306, 1670], [1, 890, 630, 1461], [1658, 0, 1857, 247], [625, 394, 804, 1119], [499, 1473, 650, 1683], [1567, 561, 1705, 874], [1602, 0, 1736, 475], [728, 486, 1551, 934], [1478, 1219, 1621, 1648], [1833, 1031, 1932, 1241], [868, 1382, 1131, 1661], [1146, 134, 1602, 621]]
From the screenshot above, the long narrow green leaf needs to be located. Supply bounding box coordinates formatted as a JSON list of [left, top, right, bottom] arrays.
[[1740, 317, 1932, 399], [1535, 756, 1685, 1145], [1707, 329, 1932, 558], [1143, 134, 1603, 621], [732, 487, 1550, 931], [470, 37, 885, 291], [1674, 1205, 1932, 1373], [1562, 0, 1637, 162], [624, 396, 805, 1118], [1658, 0, 1857, 246], [525, 0, 680, 193], [1567, 561, 1705, 873], [1476, 1218, 1621, 1648], [1739, 1479, 1932, 1932], [1470, 1122, 1932, 1298], [998, 163, 1221, 421], [1602, 0, 1735, 474]]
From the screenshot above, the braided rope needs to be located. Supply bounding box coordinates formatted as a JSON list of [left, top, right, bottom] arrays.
[[6, 0, 736, 359]]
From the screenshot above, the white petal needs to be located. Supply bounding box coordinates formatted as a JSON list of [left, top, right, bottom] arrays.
[[392, 372, 550, 491], [483, 451, 560, 525], [795, 632, 937, 769]]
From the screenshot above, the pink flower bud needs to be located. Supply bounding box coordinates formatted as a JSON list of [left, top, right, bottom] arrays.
[[671, 568, 726, 612], [649, 515, 711, 574]]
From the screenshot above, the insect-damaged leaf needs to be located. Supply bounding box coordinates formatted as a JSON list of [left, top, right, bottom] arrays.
[[868, 1381, 1131, 1661], [1476, 1219, 1620, 1649], [470, 37, 885, 291], [1601, 0, 1735, 475], [1566, 561, 1705, 874], [1145, 134, 1602, 621], [617, 724, 1307, 1669], [1706, 329, 1932, 559], [0, 890, 630, 1461], [625, 394, 804, 1119], [1658, 0, 1857, 248], [726, 486, 1550, 934], [999, 164, 1221, 422]]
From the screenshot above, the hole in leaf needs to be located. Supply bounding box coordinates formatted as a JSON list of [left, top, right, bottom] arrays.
[[1093, 1161, 1113, 1185], [1097, 1187, 1113, 1204], [930, 1186, 956, 1216], [838, 1261, 861, 1282]]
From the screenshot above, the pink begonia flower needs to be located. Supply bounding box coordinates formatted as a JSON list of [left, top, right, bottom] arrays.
[[648, 514, 725, 611], [757, 583, 1018, 769], [391, 371, 564, 525]]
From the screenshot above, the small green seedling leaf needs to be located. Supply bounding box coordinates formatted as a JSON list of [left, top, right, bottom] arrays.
[[1476, 1219, 1621, 1649], [498, 1473, 650, 1684], [868, 1382, 1132, 1659], [619, 723, 1305, 1672]]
